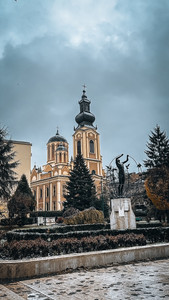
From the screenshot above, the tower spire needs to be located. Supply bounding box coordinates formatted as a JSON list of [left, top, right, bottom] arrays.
[[56, 126, 59, 135], [75, 87, 95, 128], [82, 84, 86, 91]]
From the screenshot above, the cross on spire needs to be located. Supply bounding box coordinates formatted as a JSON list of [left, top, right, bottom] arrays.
[[82, 84, 86, 91]]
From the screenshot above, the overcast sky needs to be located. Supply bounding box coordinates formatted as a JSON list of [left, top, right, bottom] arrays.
[[0, 0, 169, 173]]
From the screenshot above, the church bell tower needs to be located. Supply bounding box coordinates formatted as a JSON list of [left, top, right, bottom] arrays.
[[73, 88, 104, 193]]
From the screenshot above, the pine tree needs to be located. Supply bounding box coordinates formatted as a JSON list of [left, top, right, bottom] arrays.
[[8, 174, 36, 218], [144, 125, 169, 222], [64, 154, 97, 210], [144, 125, 169, 169], [0, 127, 18, 200]]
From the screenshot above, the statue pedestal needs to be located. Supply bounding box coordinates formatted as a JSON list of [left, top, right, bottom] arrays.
[[110, 198, 136, 230]]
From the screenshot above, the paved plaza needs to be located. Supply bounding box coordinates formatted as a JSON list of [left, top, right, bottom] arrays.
[[0, 258, 169, 299]]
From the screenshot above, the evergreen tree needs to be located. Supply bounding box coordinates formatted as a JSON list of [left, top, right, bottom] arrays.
[[8, 174, 36, 218], [64, 154, 97, 210], [144, 125, 169, 222], [0, 127, 18, 200], [93, 194, 110, 218], [144, 125, 169, 169]]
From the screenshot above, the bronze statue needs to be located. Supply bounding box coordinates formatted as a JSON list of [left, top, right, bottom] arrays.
[[115, 154, 129, 197]]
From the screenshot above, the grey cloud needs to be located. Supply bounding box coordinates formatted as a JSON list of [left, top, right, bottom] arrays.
[[0, 0, 169, 171]]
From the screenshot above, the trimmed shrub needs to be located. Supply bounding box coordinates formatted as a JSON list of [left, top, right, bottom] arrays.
[[62, 207, 80, 218], [0, 233, 146, 260], [64, 207, 104, 225], [30, 211, 63, 218], [0, 217, 34, 226], [5, 226, 169, 246]]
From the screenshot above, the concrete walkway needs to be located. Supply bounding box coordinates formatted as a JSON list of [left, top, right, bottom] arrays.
[[1, 258, 169, 299]]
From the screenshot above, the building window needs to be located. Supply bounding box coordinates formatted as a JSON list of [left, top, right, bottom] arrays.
[[52, 144, 55, 160], [90, 140, 94, 153], [77, 140, 81, 154], [40, 188, 43, 198], [64, 153, 66, 163], [53, 185, 56, 196], [46, 202, 49, 211], [59, 152, 62, 162], [46, 187, 49, 197], [92, 170, 96, 175], [85, 103, 89, 112], [53, 201, 56, 211], [48, 145, 50, 161]]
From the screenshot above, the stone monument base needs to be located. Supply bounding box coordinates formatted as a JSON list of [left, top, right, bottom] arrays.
[[110, 198, 136, 230]]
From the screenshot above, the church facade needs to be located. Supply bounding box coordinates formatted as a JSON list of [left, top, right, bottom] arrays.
[[30, 89, 105, 211]]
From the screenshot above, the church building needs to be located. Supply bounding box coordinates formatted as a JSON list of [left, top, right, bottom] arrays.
[[30, 89, 105, 211]]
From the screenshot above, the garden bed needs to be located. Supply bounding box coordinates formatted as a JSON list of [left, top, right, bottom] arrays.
[[0, 233, 146, 260], [1, 226, 169, 260]]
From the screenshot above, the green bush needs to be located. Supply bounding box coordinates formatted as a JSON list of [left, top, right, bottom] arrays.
[[30, 211, 63, 218], [62, 207, 80, 218], [0, 233, 146, 260], [0, 217, 34, 226], [5, 226, 169, 246], [64, 207, 104, 225], [13, 223, 110, 233]]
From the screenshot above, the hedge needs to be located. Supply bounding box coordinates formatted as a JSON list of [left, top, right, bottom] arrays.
[[0, 233, 146, 260], [5, 227, 169, 245], [0, 217, 34, 226], [30, 211, 63, 218], [19, 223, 109, 232]]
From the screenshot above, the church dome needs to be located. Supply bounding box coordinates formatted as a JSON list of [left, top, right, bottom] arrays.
[[47, 130, 67, 144], [75, 89, 95, 127], [75, 111, 95, 126]]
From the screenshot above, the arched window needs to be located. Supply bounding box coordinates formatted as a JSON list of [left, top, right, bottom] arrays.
[[52, 144, 55, 160], [92, 170, 96, 175], [77, 140, 81, 154], [46, 202, 49, 211], [90, 140, 94, 153], [48, 145, 50, 161], [64, 153, 66, 163], [85, 103, 89, 112], [53, 185, 56, 196], [59, 152, 62, 162], [53, 201, 56, 211]]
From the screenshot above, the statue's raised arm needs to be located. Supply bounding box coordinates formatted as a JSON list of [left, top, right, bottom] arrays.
[[122, 155, 129, 164], [115, 154, 129, 197]]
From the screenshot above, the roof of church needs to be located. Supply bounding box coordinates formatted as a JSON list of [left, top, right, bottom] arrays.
[[75, 89, 95, 128], [47, 130, 67, 144]]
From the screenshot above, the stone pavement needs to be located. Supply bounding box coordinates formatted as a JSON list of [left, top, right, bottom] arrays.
[[0, 258, 169, 299]]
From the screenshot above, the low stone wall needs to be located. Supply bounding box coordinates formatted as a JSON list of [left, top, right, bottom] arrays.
[[0, 243, 169, 281]]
